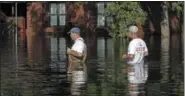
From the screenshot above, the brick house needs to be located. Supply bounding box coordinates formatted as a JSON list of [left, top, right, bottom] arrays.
[[0, 2, 109, 38]]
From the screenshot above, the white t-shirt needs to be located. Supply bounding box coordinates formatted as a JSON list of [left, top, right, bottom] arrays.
[[71, 38, 87, 54], [127, 38, 148, 64]]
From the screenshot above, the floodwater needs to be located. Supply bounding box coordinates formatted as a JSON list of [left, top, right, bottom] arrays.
[[0, 33, 184, 96]]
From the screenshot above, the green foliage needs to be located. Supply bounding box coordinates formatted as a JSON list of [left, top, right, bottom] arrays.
[[105, 2, 147, 38], [170, 1, 184, 13]]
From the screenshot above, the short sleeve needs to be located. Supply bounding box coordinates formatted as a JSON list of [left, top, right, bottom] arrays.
[[71, 41, 85, 54], [128, 42, 135, 54]]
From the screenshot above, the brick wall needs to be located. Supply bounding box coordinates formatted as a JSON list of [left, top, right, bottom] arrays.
[[26, 2, 48, 36]]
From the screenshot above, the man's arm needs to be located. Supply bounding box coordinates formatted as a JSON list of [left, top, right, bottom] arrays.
[[123, 54, 134, 60], [144, 43, 149, 56], [144, 51, 149, 56], [123, 41, 135, 60], [67, 48, 83, 57]]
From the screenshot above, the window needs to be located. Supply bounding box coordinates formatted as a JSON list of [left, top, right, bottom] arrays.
[[49, 3, 66, 26], [58, 3, 66, 26], [97, 15, 105, 26], [50, 3, 57, 14], [59, 3, 65, 14], [50, 3, 57, 26], [106, 2, 112, 27], [50, 15, 57, 26], [97, 2, 105, 26]]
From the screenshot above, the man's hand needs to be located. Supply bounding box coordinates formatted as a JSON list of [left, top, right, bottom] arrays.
[[67, 47, 71, 54], [122, 54, 134, 60], [122, 54, 127, 58]]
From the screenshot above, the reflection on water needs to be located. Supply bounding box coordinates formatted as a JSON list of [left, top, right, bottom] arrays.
[[0, 34, 184, 96], [127, 61, 148, 96], [70, 63, 87, 96]]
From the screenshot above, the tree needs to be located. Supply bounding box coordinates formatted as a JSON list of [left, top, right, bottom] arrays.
[[169, 1, 184, 32], [105, 2, 147, 38], [160, 1, 184, 46], [66, 2, 96, 33], [161, 1, 170, 38], [170, 1, 184, 16]]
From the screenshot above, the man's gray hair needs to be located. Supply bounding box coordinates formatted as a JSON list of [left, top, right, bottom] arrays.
[[129, 25, 138, 33]]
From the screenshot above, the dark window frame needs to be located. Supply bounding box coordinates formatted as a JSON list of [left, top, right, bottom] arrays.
[[49, 3, 66, 27]]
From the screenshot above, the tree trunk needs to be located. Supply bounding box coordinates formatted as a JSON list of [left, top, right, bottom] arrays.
[[182, 22, 184, 53], [181, 13, 184, 52], [160, 37, 169, 83], [160, 2, 170, 84], [161, 2, 170, 38]]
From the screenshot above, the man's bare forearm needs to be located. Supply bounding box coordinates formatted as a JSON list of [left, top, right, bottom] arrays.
[[123, 54, 134, 60], [144, 51, 149, 56], [126, 54, 134, 60], [68, 50, 83, 57]]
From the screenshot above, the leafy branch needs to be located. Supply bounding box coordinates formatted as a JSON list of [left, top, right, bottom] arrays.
[[105, 2, 147, 38]]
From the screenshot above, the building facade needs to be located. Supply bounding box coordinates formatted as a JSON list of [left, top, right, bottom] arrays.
[[0, 2, 109, 38]]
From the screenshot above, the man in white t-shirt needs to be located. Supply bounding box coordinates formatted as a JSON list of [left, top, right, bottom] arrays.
[[67, 27, 87, 62], [122, 25, 149, 95], [67, 27, 87, 74], [122, 25, 148, 64]]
